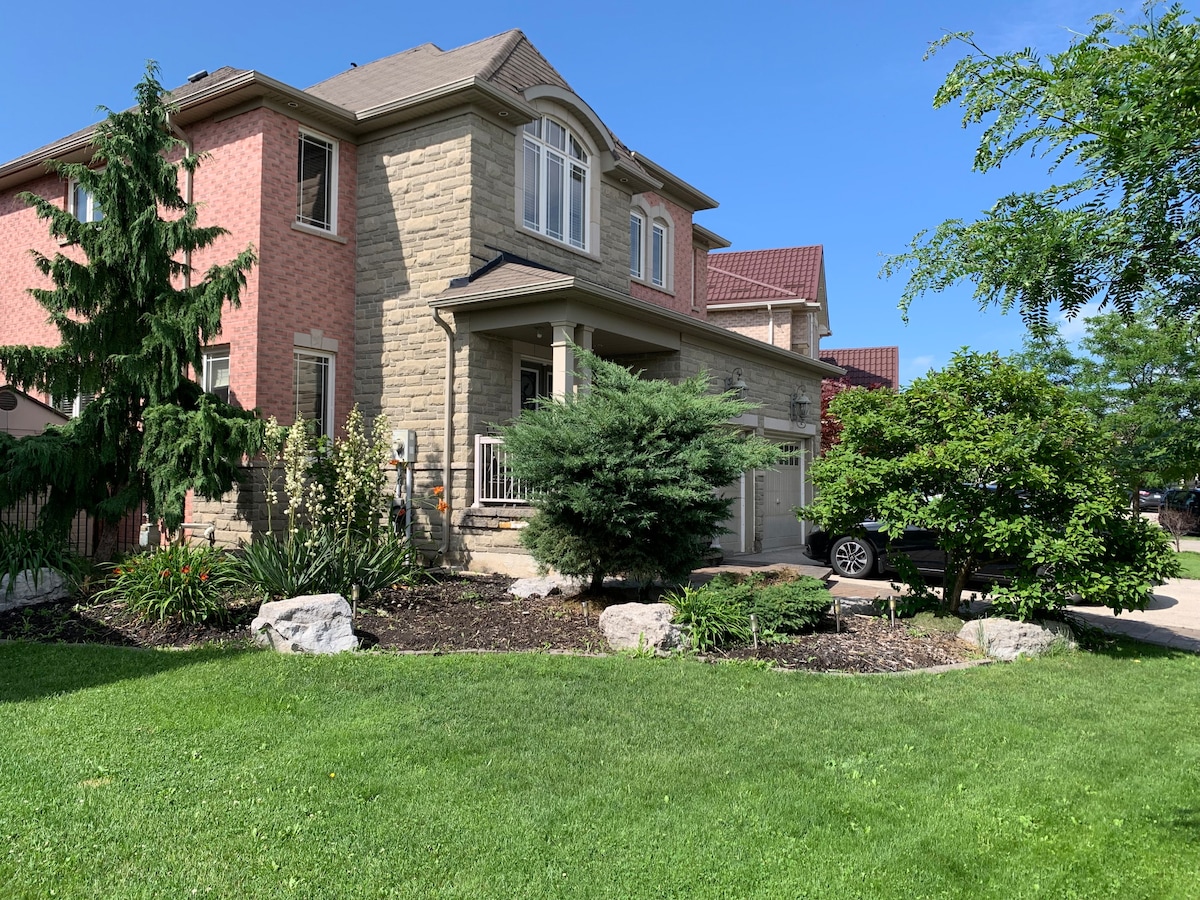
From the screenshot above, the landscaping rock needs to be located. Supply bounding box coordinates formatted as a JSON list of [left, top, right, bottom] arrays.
[[507, 575, 586, 599], [599, 602, 685, 653], [251, 594, 358, 654], [958, 618, 1076, 661], [0, 568, 69, 613]]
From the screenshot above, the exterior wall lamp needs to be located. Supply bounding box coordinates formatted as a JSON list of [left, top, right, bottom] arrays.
[[790, 390, 811, 424], [724, 367, 747, 400]]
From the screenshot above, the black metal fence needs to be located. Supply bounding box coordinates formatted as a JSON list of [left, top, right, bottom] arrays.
[[1, 492, 142, 558]]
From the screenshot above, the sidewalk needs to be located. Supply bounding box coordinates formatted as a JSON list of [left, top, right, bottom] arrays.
[[708, 547, 1200, 654]]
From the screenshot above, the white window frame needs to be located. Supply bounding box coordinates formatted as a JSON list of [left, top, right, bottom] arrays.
[[202, 350, 231, 404], [630, 212, 645, 279], [54, 392, 93, 418], [293, 349, 335, 439], [297, 129, 338, 234], [69, 178, 103, 223], [651, 220, 668, 288], [522, 115, 590, 251]]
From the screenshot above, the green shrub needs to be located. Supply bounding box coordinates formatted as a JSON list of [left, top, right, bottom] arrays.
[[0, 523, 85, 596], [749, 577, 832, 634], [96, 545, 240, 623], [668, 584, 752, 651]]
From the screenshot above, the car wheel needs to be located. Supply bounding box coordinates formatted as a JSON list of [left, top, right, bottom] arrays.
[[830, 536, 876, 579]]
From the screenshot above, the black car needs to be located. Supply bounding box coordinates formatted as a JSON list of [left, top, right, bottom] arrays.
[[1135, 488, 1164, 512], [1160, 489, 1200, 534], [805, 522, 1017, 582]]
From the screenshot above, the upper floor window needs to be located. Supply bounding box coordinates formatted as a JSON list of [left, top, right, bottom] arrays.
[[630, 204, 673, 291], [54, 392, 94, 418], [522, 116, 589, 251], [70, 179, 102, 223], [629, 213, 644, 279], [202, 350, 231, 404], [297, 130, 337, 232]]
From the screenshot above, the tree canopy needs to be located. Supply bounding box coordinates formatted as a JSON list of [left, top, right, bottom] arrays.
[[1012, 296, 1200, 491], [499, 350, 780, 589], [802, 351, 1177, 617], [884, 2, 1200, 330], [0, 64, 261, 556]]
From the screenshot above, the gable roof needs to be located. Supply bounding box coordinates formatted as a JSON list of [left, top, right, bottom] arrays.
[[706, 245, 824, 304], [818, 347, 900, 389], [306, 30, 570, 113]]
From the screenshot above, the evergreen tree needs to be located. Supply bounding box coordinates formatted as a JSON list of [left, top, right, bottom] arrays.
[[0, 64, 261, 558], [499, 350, 780, 589]]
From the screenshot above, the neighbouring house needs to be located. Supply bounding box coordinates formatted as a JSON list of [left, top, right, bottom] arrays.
[[818, 347, 899, 389], [0, 31, 842, 573]]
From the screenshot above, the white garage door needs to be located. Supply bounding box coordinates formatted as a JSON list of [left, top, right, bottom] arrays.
[[762, 442, 805, 551], [716, 475, 746, 555]]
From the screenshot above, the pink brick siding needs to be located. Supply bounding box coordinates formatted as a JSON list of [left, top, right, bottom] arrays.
[[629, 191, 703, 318]]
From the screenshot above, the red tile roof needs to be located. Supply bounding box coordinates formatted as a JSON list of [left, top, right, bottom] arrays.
[[818, 347, 899, 389], [706, 245, 823, 304]]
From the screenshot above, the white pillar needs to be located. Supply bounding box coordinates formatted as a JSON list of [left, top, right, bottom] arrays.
[[551, 321, 576, 399]]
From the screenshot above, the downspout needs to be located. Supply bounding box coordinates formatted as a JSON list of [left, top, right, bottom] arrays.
[[167, 115, 193, 289], [432, 308, 455, 560], [767, 302, 775, 347]]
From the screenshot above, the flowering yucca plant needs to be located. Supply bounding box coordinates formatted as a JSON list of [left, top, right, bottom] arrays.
[[96, 544, 240, 623]]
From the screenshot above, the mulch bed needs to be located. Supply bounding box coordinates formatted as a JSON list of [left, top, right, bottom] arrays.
[[0, 573, 976, 674]]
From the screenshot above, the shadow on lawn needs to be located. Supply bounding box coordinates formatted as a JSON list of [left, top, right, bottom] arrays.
[[0, 641, 252, 704]]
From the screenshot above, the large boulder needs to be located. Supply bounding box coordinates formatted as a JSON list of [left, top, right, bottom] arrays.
[[508, 575, 585, 599], [251, 594, 358, 654], [0, 568, 69, 613], [599, 602, 685, 653], [959, 618, 1076, 661]]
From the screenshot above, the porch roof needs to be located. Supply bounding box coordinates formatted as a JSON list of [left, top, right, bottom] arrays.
[[431, 261, 844, 379]]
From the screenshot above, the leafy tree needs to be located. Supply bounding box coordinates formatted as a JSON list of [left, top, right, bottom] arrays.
[[499, 350, 780, 589], [0, 64, 261, 558], [884, 3, 1200, 329], [820, 377, 889, 455], [1013, 297, 1200, 493], [803, 351, 1177, 617]]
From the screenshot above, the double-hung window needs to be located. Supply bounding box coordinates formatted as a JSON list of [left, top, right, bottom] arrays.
[[297, 130, 337, 232], [629, 213, 644, 279], [523, 116, 589, 251], [70, 179, 102, 222], [651, 222, 667, 288], [202, 350, 231, 404], [294, 349, 334, 438]]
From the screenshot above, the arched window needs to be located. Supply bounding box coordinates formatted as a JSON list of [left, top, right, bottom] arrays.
[[630, 202, 674, 291], [522, 116, 590, 251]]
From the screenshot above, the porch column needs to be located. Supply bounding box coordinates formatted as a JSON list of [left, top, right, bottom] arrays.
[[574, 325, 595, 394], [551, 321, 576, 399]]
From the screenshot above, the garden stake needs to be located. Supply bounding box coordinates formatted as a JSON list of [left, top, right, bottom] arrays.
[[582, 598, 590, 626], [750, 613, 759, 650], [351, 583, 361, 617], [834, 596, 841, 633], [888, 596, 897, 627]]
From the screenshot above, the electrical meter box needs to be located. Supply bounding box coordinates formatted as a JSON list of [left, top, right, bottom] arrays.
[[392, 429, 417, 465]]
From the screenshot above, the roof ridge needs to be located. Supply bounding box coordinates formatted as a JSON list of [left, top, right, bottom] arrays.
[[478, 30, 527, 83], [707, 264, 795, 298]]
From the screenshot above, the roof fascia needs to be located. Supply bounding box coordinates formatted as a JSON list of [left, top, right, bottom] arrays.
[[630, 151, 718, 211], [356, 76, 538, 129], [707, 299, 818, 310], [692, 223, 731, 249]]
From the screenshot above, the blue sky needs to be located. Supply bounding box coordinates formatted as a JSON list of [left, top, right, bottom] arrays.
[[1, 0, 1108, 382]]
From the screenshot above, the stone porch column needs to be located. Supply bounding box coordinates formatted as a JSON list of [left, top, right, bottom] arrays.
[[551, 321, 576, 399]]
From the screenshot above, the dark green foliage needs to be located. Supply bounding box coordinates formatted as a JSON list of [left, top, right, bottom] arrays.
[[884, 4, 1200, 327], [0, 523, 84, 596], [238, 527, 426, 600], [803, 351, 1179, 617], [0, 64, 261, 555], [499, 349, 780, 588], [669, 573, 832, 650], [95, 544, 240, 624]]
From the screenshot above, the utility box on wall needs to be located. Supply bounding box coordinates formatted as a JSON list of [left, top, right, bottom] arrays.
[[392, 429, 416, 465]]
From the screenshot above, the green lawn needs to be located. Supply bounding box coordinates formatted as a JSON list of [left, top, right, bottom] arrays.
[[1176, 550, 1200, 580], [2, 642, 1199, 898]]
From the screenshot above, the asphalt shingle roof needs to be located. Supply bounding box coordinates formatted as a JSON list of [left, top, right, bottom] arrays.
[[706, 245, 824, 304], [818, 346, 900, 389]]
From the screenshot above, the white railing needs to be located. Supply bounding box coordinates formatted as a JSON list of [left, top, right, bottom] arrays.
[[474, 435, 530, 506]]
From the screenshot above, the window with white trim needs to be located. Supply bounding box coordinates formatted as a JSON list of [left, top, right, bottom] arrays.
[[297, 130, 337, 232], [629, 212, 644, 279], [651, 220, 668, 288], [294, 350, 334, 438], [70, 179, 103, 223], [522, 116, 589, 250], [54, 392, 94, 418], [202, 350, 231, 404]]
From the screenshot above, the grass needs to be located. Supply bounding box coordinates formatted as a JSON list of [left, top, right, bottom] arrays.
[[1175, 550, 1200, 580], [2, 643, 1200, 898]]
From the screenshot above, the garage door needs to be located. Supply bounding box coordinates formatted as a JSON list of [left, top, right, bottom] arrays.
[[716, 475, 746, 555], [762, 442, 805, 551]]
